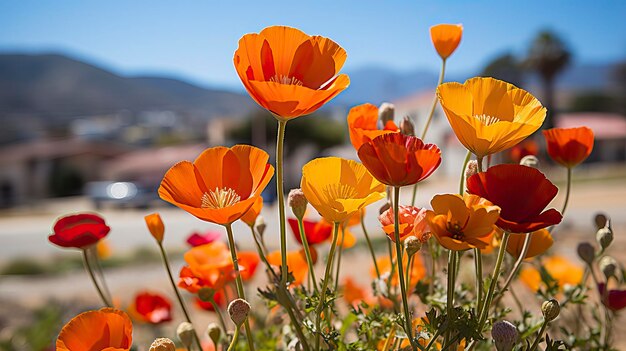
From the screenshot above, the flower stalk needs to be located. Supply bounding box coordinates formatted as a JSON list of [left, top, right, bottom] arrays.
[[82, 248, 111, 307]]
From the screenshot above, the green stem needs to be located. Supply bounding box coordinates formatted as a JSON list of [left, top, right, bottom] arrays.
[[361, 210, 381, 280], [316, 222, 340, 351], [297, 217, 319, 292], [428, 239, 437, 296], [82, 248, 111, 307], [561, 167, 572, 215], [393, 186, 417, 350], [443, 250, 457, 345], [405, 255, 414, 291], [224, 224, 256, 351], [227, 326, 240, 351], [276, 119, 289, 285], [88, 246, 113, 304], [334, 225, 346, 293], [474, 249, 483, 311], [420, 58, 447, 141], [476, 156, 483, 173], [209, 297, 228, 334], [459, 150, 472, 195], [157, 243, 202, 350], [494, 232, 532, 304], [528, 320, 549, 351], [477, 232, 510, 330]]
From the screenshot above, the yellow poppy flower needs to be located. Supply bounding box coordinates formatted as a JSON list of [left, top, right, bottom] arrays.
[[436, 77, 546, 158], [506, 228, 554, 259], [301, 157, 386, 223], [520, 255, 583, 292], [426, 193, 501, 251]]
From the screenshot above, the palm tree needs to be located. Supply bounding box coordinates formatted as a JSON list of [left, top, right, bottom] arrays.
[[481, 52, 525, 88], [526, 31, 571, 129]]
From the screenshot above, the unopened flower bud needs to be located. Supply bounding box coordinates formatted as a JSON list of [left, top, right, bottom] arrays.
[[400, 116, 415, 136], [379, 202, 391, 215], [145, 213, 165, 243], [379, 102, 395, 126], [149, 337, 176, 351], [254, 215, 267, 238], [491, 320, 518, 351], [176, 322, 195, 348], [541, 299, 560, 322], [228, 298, 251, 327], [207, 322, 221, 347], [594, 213, 608, 230], [520, 155, 539, 168], [404, 236, 422, 257], [465, 160, 478, 180], [197, 287, 215, 302], [599, 256, 618, 281], [288, 188, 308, 220], [577, 242, 595, 265], [596, 227, 613, 250]]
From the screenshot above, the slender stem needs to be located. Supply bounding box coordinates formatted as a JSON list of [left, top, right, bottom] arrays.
[[393, 186, 417, 350], [226, 326, 240, 351], [334, 225, 346, 293], [82, 248, 111, 307], [361, 210, 381, 280], [297, 217, 319, 292], [420, 58, 447, 141], [275, 119, 289, 285], [428, 239, 437, 296], [405, 255, 414, 290], [473, 249, 483, 311], [476, 156, 484, 173], [157, 243, 202, 350], [316, 222, 340, 351], [459, 150, 472, 195], [224, 224, 256, 351], [477, 232, 510, 330], [561, 167, 572, 215], [424, 327, 443, 351], [494, 232, 532, 304], [88, 246, 113, 304], [528, 320, 549, 351], [444, 250, 457, 345], [209, 297, 228, 333]]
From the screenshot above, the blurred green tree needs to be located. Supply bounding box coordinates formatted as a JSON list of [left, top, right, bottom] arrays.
[[526, 30, 572, 129], [481, 53, 525, 87]]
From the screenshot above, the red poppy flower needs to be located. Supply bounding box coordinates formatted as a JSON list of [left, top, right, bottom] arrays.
[[598, 283, 626, 311], [186, 230, 221, 247], [467, 164, 562, 233], [237, 251, 260, 281], [48, 213, 110, 249], [133, 291, 173, 324], [509, 139, 539, 164], [543, 126, 594, 168], [357, 132, 441, 186], [288, 217, 333, 245]]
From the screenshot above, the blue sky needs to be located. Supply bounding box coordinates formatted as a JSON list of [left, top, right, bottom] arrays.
[[2, 1, 625, 90]]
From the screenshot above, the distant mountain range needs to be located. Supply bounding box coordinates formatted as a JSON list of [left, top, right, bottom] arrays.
[[0, 52, 619, 119]]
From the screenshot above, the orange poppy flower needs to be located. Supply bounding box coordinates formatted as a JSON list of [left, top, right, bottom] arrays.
[[144, 213, 164, 243], [288, 217, 333, 245], [430, 24, 463, 60], [519, 255, 583, 292], [301, 157, 386, 223], [159, 145, 274, 225], [467, 164, 562, 233], [347, 103, 399, 151], [379, 206, 430, 243], [237, 251, 260, 281], [437, 77, 546, 158], [48, 213, 110, 249], [342, 276, 369, 307], [178, 241, 235, 293], [240, 196, 263, 227], [357, 132, 441, 187], [267, 249, 311, 286], [56, 308, 132, 351], [426, 194, 500, 251], [506, 229, 553, 259], [543, 126, 594, 168], [234, 25, 349, 120], [132, 291, 173, 324]]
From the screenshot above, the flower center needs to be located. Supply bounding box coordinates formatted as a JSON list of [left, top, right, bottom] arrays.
[[447, 222, 465, 240], [269, 74, 303, 86], [201, 187, 241, 209], [474, 114, 501, 126], [323, 183, 358, 200]]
